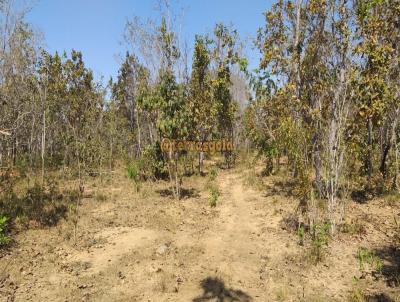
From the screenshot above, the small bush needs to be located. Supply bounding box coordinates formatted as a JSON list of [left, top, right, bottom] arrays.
[[309, 223, 330, 264], [0, 215, 11, 246], [347, 287, 364, 302], [140, 142, 168, 180], [297, 225, 305, 246], [0, 177, 72, 228], [340, 220, 366, 235], [209, 185, 219, 208], [126, 161, 141, 192], [206, 167, 219, 207], [357, 247, 383, 275], [23, 182, 68, 226], [209, 167, 218, 182], [126, 142, 168, 189]]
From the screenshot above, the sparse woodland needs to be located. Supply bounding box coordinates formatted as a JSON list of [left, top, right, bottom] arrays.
[[0, 0, 399, 301]]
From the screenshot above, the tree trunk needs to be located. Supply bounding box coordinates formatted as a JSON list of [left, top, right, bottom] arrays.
[[136, 108, 141, 157], [379, 143, 390, 179], [366, 118, 373, 188], [198, 151, 204, 175], [41, 110, 46, 187], [313, 124, 324, 198]]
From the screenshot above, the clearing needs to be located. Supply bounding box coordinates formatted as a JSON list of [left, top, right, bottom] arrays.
[[0, 163, 399, 301]]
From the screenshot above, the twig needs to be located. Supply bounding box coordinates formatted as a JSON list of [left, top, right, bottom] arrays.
[[0, 130, 10, 136]]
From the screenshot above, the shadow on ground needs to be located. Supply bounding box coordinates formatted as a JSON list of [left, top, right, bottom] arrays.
[[192, 277, 252, 302], [364, 293, 395, 302], [264, 179, 297, 198], [156, 187, 200, 199], [350, 189, 373, 204], [373, 245, 400, 288]]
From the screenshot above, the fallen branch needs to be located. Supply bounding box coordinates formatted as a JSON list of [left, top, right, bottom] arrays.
[[0, 130, 11, 136]]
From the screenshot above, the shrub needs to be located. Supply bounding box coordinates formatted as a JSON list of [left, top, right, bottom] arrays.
[[0, 176, 71, 228], [297, 225, 305, 246], [209, 167, 218, 182], [126, 161, 141, 192], [22, 182, 68, 226], [140, 142, 168, 180], [309, 223, 330, 264], [206, 166, 219, 207], [357, 247, 383, 275], [340, 220, 366, 235], [0, 215, 11, 246], [348, 287, 364, 302], [209, 185, 219, 208]]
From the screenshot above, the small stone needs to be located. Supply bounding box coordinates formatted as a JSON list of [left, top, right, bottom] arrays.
[[156, 267, 162, 273], [156, 244, 168, 255], [118, 271, 125, 279]]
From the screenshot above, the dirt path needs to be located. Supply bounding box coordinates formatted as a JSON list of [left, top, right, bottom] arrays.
[[178, 171, 270, 300], [156, 169, 297, 301]]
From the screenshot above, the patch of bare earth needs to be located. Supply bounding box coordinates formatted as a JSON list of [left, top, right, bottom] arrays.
[[0, 167, 399, 301]]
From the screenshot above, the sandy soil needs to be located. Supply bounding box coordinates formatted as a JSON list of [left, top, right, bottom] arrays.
[[0, 165, 399, 301]]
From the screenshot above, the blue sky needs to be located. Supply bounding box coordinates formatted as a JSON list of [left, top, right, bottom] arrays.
[[27, 0, 272, 82]]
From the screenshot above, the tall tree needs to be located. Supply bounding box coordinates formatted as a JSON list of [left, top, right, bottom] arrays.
[[188, 35, 214, 173]]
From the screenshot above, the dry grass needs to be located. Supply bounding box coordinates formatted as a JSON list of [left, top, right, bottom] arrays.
[[0, 161, 399, 301]]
